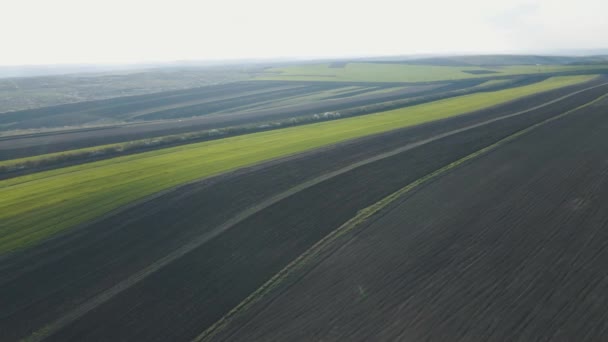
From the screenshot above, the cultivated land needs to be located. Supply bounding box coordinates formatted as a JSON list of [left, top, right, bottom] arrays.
[[2, 61, 605, 178], [0, 75, 595, 254], [3, 56, 608, 342], [0, 75, 548, 161], [4, 60, 606, 161], [259, 62, 608, 82], [217, 89, 608, 342], [0, 80, 450, 159], [0, 81, 373, 130], [0, 76, 566, 172], [1, 75, 607, 341], [0, 67, 252, 113]]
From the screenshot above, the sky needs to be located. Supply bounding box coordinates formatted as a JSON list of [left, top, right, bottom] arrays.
[[1, 0, 607, 66]]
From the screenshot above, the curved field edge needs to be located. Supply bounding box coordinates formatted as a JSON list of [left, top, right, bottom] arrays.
[[0, 75, 596, 255], [196, 92, 608, 342]]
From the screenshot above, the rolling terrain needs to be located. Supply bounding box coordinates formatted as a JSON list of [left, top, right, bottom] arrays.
[[215, 87, 608, 342], [1, 75, 607, 341], [0, 66, 253, 113], [7, 0, 608, 341], [0, 76, 596, 254], [3, 61, 606, 161], [0, 80, 445, 159], [2, 56, 608, 342], [0, 75, 543, 161]]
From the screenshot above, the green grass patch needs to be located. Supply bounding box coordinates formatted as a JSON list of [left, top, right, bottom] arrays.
[[258, 63, 608, 82], [472, 79, 513, 89], [0, 75, 596, 254]]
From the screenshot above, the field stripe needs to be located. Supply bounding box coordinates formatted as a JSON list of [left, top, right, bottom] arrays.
[[193, 89, 608, 342], [0, 76, 597, 255], [21, 83, 608, 342]]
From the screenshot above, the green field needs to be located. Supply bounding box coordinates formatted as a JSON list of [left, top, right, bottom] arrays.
[[0, 75, 596, 254], [258, 63, 608, 83], [472, 79, 513, 89]]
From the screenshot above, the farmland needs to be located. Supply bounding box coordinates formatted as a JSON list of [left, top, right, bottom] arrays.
[[0, 75, 586, 173], [2, 55, 608, 342], [0, 66, 253, 113], [0, 75, 547, 161], [258, 62, 608, 82], [0, 75, 596, 255], [3, 62, 606, 162], [215, 88, 608, 342], [0, 81, 447, 159]]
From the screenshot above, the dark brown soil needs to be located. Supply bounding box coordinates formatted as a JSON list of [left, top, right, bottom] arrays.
[[0, 79, 606, 341], [220, 87, 608, 342]]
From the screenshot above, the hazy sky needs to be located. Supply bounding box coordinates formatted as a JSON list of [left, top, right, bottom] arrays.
[[1, 0, 607, 65]]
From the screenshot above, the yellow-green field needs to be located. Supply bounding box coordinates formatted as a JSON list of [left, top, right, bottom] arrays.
[[0, 75, 595, 254], [258, 63, 608, 83]]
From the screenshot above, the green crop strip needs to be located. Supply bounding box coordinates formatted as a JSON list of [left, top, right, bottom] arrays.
[[194, 91, 608, 342], [0, 75, 595, 255]]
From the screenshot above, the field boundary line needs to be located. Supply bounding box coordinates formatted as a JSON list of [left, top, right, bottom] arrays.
[[193, 91, 608, 342], [21, 84, 608, 342]]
